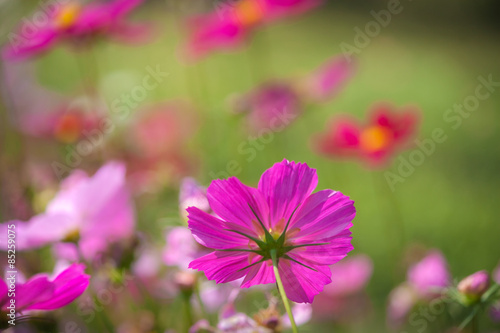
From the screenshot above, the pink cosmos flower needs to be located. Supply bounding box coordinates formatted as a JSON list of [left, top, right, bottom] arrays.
[[3, 0, 149, 61], [233, 82, 302, 133], [303, 55, 356, 103], [407, 250, 451, 298], [0, 162, 135, 261], [187, 159, 355, 303], [315, 104, 419, 168], [0, 263, 89, 312], [387, 250, 450, 328], [185, 0, 322, 59]]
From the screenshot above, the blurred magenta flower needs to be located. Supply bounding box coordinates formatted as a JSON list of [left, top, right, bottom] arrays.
[[185, 0, 322, 59], [387, 250, 450, 328], [187, 159, 355, 303], [0, 263, 89, 311], [303, 55, 355, 103], [313, 255, 373, 321], [3, 0, 149, 60], [233, 82, 302, 132], [457, 270, 490, 301], [20, 106, 103, 144], [1, 162, 135, 261], [314, 104, 420, 168]]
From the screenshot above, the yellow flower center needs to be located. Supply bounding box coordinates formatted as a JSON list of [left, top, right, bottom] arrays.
[[234, 0, 264, 27], [359, 126, 392, 152], [63, 229, 80, 243], [54, 3, 81, 29]]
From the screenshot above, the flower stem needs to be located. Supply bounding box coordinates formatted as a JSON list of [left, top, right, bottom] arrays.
[[270, 249, 298, 333]]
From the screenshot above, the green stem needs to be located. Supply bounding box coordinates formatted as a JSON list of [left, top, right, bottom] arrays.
[[471, 314, 478, 333], [182, 291, 193, 332], [270, 249, 298, 333]]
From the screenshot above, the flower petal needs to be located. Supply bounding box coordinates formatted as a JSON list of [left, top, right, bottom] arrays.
[[187, 207, 250, 249], [278, 258, 331, 303], [207, 177, 270, 232], [26, 263, 90, 310], [258, 160, 317, 228], [189, 251, 257, 284], [287, 227, 353, 266], [240, 259, 275, 288], [291, 190, 355, 239]]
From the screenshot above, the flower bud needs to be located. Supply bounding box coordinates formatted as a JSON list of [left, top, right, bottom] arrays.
[[457, 270, 490, 301]]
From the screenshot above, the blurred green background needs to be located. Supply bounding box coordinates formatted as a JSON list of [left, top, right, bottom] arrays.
[[1, 0, 499, 332]]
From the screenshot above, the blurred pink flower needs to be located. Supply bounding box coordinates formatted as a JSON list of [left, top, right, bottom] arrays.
[[312, 255, 373, 321], [303, 55, 355, 103], [407, 250, 451, 298], [0, 263, 89, 311], [179, 178, 211, 221], [185, 0, 322, 59], [163, 227, 206, 271], [0, 162, 135, 261], [386, 283, 418, 329], [188, 160, 355, 303], [3, 0, 149, 60], [387, 250, 450, 328], [233, 82, 302, 132], [314, 104, 420, 168]]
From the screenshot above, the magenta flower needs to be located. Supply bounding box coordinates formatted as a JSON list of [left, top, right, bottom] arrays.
[[185, 0, 322, 59], [0, 162, 135, 260], [3, 0, 149, 60], [187, 160, 355, 303], [233, 82, 302, 132], [303, 55, 356, 103], [0, 263, 89, 312], [315, 104, 420, 168]]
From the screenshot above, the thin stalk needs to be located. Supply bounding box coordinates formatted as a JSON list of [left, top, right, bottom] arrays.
[[182, 291, 193, 332], [270, 249, 297, 333]]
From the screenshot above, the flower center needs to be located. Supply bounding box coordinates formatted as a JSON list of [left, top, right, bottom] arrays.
[[54, 112, 83, 143], [359, 125, 392, 152], [234, 0, 265, 27], [63, 229, 80, 243], [54, 3, 81, 29]]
